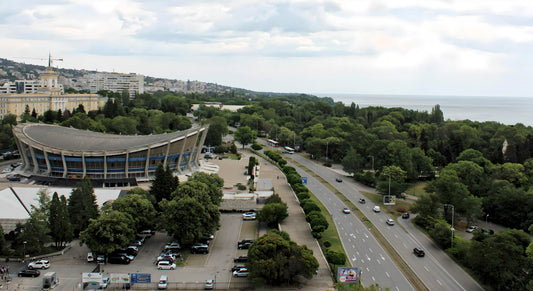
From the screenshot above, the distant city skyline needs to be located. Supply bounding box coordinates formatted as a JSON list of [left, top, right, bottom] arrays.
[[1, 1, 532, 97]]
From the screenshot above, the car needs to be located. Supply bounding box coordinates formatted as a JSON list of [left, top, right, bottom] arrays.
[[158, 275, 168, 289], [18, 268, 40, 277], [96, 254, 106, 264], [127, 245, 139, 252], [199, 234, 214, 245], [108, 254, 130, 264], [386, 218, 395, 225], [87, 252, 94, 262], [157, 260, 176, 270], [157, 255, 175, 263], [231, 264, 246, 272], [402, 212, 410, 219], [237, 238, 255, 245], [466, 225, 478, 233], [112, 252, 135, 261], [28, 259, 50, 269], [373, 205, 381, 212], [9, 176, 20, 181], [164, 242, 181, 250], [138, 229, 154, 238], [204, 279, 214, 290], [2, 167, 12, 173], [100, 277, 110, 289], [242, 211, 257, 220], [237, 242, 252, 249], [191, 243, 209, 254], [336, 177, 343, 182], [130, 240, 143, 246], [233, 268, 249, 277], [359, 198, 366, 204], [234, 255, 248, 263], [413, 247, 425, 257], [343, 207, 351, 214]]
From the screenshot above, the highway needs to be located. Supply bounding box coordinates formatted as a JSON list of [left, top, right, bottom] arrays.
[[288, 153, 484, 291], [288, 159, 414, 290]]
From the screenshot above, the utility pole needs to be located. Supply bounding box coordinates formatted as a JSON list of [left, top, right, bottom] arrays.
[[443, 204, 455, 248]]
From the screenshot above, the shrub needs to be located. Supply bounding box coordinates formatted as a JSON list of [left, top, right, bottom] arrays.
[[302, 201, 320, 214], [297, 192, 310, 201], [251, 143, 263, 150], [323, 241, 331, 248]]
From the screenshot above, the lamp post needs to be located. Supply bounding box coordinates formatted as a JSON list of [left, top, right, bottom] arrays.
[[485, 214, 489, 229], [368, 155, 374, 172], [443, 204, 454, 248], [326, 141, 329, 160], [384, 173, 391, 211], [23, 240, 27, 259]]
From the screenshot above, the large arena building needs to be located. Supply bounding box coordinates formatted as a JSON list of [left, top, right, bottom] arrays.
[[12, 123, 208, 187]]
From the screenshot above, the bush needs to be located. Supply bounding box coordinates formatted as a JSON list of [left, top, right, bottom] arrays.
[[305, 210, 323, 223], [297, 192, 310, 201], [251, 143, 263, 150], [214, 145, 227, 154], [354, 171, 376, 187], [237, 184, 247, 191], [302, 201, 320, 214], [287, 173, 303, 185], [291, 183, 307, 193], [310, 215, 329, 233], [323, 241, 331, 248]]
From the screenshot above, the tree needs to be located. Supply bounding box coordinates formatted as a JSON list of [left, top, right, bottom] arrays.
[[204, 116, 228, 146], [325, 249, 346, 269], [187, 172, 224, 205], [68, 178, 99, 236], [150, 163, 179, 204], [112, 194, 157, 231], [258, 203, 288, 227], [234, 126, 257, 148], [247, 232, 319, 285], [80, 210, 136, 255], [49, 192, 73, 249], [32, 108, 38, 119]]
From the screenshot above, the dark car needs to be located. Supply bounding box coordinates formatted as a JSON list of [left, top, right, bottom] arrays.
[[413, 248, 425, 257], [234, 255, 248, 263], [191, 243, 209, 254], [336, 178, 343, 182], [402, 212, 410, 219], [237, 238, 255, 245], [359, 198, 366, 204], [9, 176, 21, 181], [108, 254, 131, 264], [18, 268, 40, 277], [237, 242, 252, 249]]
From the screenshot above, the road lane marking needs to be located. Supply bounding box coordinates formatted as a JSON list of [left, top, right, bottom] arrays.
[[372, 276, 376, 281], [386, 272, 390, 278], [424, 266, 429, 272], [364, 233, 369, 238], [380, 254, 385, 261], [369, 248, 373, 253], [437, 279, 443, 286], [394, 234, 398, 238]]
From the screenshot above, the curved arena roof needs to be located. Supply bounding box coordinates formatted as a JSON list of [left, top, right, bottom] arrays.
[[15, 123, 199, 152]]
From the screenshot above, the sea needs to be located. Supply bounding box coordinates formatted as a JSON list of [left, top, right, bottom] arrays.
[[318, 94, 533, 126]]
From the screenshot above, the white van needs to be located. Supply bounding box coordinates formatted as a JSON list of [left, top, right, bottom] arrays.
[[158, 275, 168, 289], [87, 252, 94, 262]]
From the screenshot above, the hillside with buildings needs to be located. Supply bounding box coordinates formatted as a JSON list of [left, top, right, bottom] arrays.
[[0, 57, 244, 96]]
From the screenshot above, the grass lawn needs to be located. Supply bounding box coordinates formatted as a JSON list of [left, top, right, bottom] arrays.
[[361, 191, 413, 218], [405, 182, 428, 197]]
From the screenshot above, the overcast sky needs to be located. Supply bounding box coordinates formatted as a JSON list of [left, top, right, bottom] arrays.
[[1, 0, 532, 97]]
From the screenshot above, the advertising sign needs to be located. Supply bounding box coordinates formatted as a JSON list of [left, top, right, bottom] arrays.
[[337, 267, 359, 282], [82, 272, 102, 283], [110, 273, 131, 284], [383, 195, 396, 205], [131, 273, 151, 283], [302, 177, 307, 185]]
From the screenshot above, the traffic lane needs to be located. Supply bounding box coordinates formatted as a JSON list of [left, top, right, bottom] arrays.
[[397, 217, 484, 291], [294, 156, 483, 291], [297, 166, 414, 290]]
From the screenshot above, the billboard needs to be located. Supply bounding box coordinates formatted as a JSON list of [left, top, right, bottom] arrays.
[[82, 272, 102, 284], [383, 195, 396, 205], [110, 273, 131, 284], [131, 273, 151, 283], [337, 267, 359, 282]]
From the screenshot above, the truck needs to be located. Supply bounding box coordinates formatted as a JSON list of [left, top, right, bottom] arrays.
[[42, 272, 58, 290]]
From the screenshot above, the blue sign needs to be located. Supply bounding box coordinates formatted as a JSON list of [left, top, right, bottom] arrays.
[[302, 177, 307, 185], [131, 273, 151, 284]]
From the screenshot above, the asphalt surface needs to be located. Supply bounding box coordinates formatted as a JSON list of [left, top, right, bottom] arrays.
[[288, 153, 484, 291]]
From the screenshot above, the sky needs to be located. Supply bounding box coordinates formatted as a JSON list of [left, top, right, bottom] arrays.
[[1, 0, 533, 97]]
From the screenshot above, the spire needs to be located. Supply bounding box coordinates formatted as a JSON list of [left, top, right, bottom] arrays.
[[48, 52, 52, 68]]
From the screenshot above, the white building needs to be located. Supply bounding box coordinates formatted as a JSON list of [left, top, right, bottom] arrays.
[[77, 72, 144, 99]]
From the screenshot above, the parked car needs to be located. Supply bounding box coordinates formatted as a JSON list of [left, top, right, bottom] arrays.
[[164, 242, 181, 250], [233, 268, 249, 277], [18, 268, 40, 277], [237, 242, 252, 249], [96, 254, 106, 264], [199, 234, 214, 245], [191, 243, 209, 254], [157, 255, 175, 263], [402, 212, 410, 219], [108, 254, 130, 264], [87, 252, 94, 262], [234, 255, 248, 263], [242, 212, 257, 220], [386, 218, 395, 226], [204, 279, 214, 290], [9, 176, 20, 181], [466, 226, 478, 233], [343, 207, 351, 214], [157, 260, 176, 270], [231, 264, 246, 272], [28, 259, 50, 269], [138, 229, 154, 238], [359, 198, 366, 204], [111, 252, 135, 261], [237, 238, 255, 245], [158, 275, 168, 289], [413, 247, 425, 257], [336, 177, 343, 182], [373, 205, 381, 212]]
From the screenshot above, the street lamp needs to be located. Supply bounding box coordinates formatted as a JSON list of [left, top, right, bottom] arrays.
[[485, 214, 489, 229], [443, 204, 454, 248], [384, 173, 391, 211], [368, 155, 374, 172], [326, 141, 329, 160], [23, 240, 27, 259]]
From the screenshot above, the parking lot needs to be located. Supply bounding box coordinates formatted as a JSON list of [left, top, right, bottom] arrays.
[[8, 213, 256, 290]]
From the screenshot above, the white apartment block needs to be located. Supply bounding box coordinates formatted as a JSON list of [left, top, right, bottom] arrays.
[[77, 72, 144, 99]]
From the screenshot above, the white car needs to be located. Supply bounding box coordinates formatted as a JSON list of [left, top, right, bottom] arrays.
[[373, 205, 381, 213], [242, 212, 256, 220], [233, 268, 249, 277], [343, 207, 351, 214], [28, 259, 50, 269], [466, 226, 478, 233], [157, 260, 176, 270], [386, 218, 395, 225]]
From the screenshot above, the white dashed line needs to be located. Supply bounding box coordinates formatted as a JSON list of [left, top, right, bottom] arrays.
[[386, 272, 390, 278], [437, 279, 443, 286]]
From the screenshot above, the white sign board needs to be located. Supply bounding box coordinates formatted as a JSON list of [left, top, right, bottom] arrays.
[[82, 272, 102, 283], [110, 273, 131, 284]]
